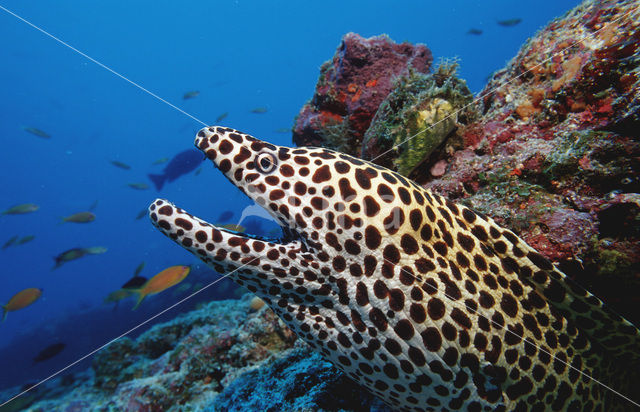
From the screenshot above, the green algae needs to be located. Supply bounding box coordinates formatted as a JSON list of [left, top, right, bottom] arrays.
[[543, 130, 638, 192], [319, 117, 356, 155], [594, 240, 633, 277], [363, 59, 477, 177]]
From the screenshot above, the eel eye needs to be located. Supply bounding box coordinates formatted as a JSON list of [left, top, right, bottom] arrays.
[[255, 152, 278, 174]]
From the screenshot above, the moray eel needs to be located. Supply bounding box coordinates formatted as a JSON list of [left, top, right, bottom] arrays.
[[149, 126, 640, 411]]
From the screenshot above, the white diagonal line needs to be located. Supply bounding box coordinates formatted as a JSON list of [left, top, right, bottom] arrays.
[[0, 4, 208, 128]]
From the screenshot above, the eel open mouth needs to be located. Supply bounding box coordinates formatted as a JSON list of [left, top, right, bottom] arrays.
[[148, 126, 312, 274]]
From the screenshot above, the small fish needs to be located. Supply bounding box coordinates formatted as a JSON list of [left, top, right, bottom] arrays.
[[250, 107, 268, 114], [1, 203, 39, 215], [16, 235, 35, 245], [135, 208, 148, 220], [195, 167, 202, 176], [128, 182, 150, 190], [61, 211, 95, 224], [183, 90, 200, 100], [2, 236, 19, 250], [467, 28, 483, 35], [22, 126, 50, 138], [217, 210, 234, 222], [218, 223, 246, 232], [497, 18, 522, 27], [133, 261, 146, 276], [33, 343, 65, 363], [88, 200, 99, 211], [104, 289, 134, 304], [122, 275, 148, 290], [148, 149, 204, 191], [131, 265, 191, 309], [152, 157, 169, 165], [215, 112, 229, 122], [85, 246, 107, 254], [2, 288, 42, 321], [109, 160, 131, 170], [52, 247, 107, 269], [274, 127, 291, 133]]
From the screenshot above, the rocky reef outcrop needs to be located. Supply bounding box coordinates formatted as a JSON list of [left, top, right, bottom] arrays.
[[293, 0, 640, 325], [292, 32, 433, 154]]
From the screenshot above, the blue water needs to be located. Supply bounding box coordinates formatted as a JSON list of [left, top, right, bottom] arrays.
[[0, 0, 579, 393]]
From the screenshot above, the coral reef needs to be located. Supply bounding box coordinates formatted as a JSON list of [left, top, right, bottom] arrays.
[[292, 33, 432, 153], [2, 1, 638, 410], [0, 296, 384, 411], [292, 1, 639, 324], [412, 0, 640, 324]]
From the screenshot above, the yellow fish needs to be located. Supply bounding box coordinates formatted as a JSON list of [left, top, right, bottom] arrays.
[[215, 112, 229, 122], [22, 126, 50, 138], [250, 106, 268, 114], [2, 236, 19, 250], [133, 261, 145, 276], [16, 235, 35, 245], [109, 160, 131, 170], [2, 288, 42, 321], [1, 203, 39, 215], [127, 183, 149, 190], [183, 90, 200, 100], [53, 246, 107, 269], [132, 265, 191, 309], [103, 289, 134, 304], [61, 211, 95, 224]]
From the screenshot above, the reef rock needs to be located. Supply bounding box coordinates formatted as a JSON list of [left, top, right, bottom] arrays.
[[212, 344, 391, 412], [293, 33, 432, 153]]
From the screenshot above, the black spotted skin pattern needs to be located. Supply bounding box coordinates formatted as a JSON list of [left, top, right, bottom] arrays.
[[149, 126, 640, 411]]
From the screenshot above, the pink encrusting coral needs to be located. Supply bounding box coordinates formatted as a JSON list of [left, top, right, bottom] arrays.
[[292, 33, 432, 153]]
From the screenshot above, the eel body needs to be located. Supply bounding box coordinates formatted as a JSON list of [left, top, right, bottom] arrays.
[[149, 126, 640, 411]]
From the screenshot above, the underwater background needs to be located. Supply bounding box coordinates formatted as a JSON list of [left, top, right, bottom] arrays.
[[5, 0, 639, 410]]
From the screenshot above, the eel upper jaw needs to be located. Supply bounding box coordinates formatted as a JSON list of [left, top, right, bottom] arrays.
[[148, 194, 305, 248]]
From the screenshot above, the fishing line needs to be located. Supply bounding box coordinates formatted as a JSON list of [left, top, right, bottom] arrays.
[[370, 5, 639, 164], [0, 4, 208, 127], [0, 256, 259, 407]]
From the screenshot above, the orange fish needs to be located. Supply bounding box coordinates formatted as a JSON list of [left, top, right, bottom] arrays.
[[2, 288, 42, 321], [132, 265, 191, 310]]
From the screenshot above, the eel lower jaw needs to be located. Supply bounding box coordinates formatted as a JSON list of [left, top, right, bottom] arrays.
[[148, 198, 302, 248]]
